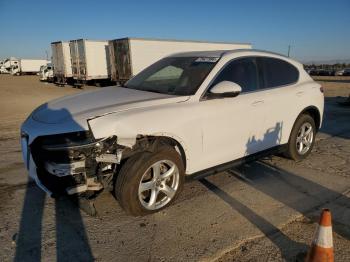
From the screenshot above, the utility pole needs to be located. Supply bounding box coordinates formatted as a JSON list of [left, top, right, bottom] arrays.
[[45, 50, 49, 61], [287, 45, 291, 57]]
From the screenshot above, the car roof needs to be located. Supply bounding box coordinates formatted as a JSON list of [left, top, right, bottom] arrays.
[[170, 49, 303, 67], [170, 50, 229, 57], [170, 49, 293, 60]]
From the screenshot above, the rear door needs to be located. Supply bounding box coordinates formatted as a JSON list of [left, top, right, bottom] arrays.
[[254, 57, 300, 150], [77, 40, 86, 79], [115, 39, 132, 81], [108, 41, 118, 81], [70, 41, 79, 79]]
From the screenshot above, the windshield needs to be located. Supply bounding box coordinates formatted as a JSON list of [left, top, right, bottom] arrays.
[[125, 56, 219, 96]]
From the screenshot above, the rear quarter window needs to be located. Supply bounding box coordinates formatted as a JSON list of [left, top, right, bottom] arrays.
[[259, 57, 299, 89]]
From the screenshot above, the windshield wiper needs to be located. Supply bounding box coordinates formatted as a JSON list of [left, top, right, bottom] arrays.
[[142, 89, 167, 94], [123, 84, 170, 95]]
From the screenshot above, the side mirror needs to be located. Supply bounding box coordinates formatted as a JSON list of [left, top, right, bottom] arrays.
[[208, 81, 242, 98]]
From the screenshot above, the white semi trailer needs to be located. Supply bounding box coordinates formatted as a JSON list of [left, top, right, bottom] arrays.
[[69, 39, 110, 86], [12, 59, 49, 75], [108, 38, 252, 83], [51, 41, 73, 85]]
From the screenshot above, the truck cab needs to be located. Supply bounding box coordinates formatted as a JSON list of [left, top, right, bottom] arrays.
[[39, 64, 54, 81]]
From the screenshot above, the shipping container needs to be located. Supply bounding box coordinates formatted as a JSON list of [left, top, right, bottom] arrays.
[[69, 39, 110, 85], [51, 41, 73, 85], [108, 38, 252, 82], [12, 59, 49, 75]]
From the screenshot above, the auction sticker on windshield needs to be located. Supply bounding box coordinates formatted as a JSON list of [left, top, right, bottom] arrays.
[[195, 57, 220, 63]]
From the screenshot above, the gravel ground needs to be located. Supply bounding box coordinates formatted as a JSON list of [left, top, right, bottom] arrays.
[[218, 216, 350, 262], [0, 75, 349, 261]]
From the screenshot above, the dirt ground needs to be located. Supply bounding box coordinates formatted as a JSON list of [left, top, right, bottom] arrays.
[[0, 74, 349, 261]]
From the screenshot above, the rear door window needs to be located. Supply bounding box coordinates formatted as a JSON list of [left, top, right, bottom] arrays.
[[258, 57, 299, 89], [211, 57, 259, 93]]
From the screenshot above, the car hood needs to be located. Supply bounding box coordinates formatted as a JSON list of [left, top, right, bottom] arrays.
[[32, 86, 188, 124]]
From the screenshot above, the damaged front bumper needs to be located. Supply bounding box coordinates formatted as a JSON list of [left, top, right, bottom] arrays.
[[21, 129, 121, 197]]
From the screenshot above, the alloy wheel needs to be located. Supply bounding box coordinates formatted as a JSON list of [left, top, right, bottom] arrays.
[[296, 122, 314, 155], [138, 160, 180, 210]]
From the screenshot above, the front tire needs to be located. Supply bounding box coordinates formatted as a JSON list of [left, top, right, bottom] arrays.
[[114, 145, 185, 216], [285, 114, 316, 161]]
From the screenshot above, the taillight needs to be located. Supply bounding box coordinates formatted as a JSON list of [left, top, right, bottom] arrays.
[[320, 86, 324, 93]]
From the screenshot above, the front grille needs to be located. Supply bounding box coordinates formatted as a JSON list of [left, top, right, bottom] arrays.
[[30, 132, 98, 195], [36, 131, 94, 148], [30, 132, 97, 167]]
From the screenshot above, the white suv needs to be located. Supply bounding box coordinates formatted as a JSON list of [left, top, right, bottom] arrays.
[[21, 50, 324, 216]]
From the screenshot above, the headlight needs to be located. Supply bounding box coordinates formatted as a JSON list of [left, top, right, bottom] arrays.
[[40, 132, 118, 152], [40, 131, 96, 150]]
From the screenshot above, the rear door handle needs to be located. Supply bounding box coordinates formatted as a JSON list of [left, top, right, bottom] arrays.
[[296, 91, 304, 97], [252, 100, 264, 106]]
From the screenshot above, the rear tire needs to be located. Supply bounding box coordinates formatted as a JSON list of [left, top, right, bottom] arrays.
[[285, 114, 316, 161], [114, 145, 185, 216]]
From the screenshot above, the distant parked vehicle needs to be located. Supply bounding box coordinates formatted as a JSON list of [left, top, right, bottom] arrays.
[[0, 61, 6, 74], [308, 69, 319, 76], [39, 64, 54, 81], [12, 59, 50, 75], [309, 69, 335, 76], [336, 69, 345, 76], [338, 68, 350, 76], [70, 39, 110, 86], [108, 37, 252, 84], [335, 68, 350, 76], [329, 70, 336, 76], [316, 69, 332, 76], [1, 57, 19, 74], [51, 41, 73, 85]]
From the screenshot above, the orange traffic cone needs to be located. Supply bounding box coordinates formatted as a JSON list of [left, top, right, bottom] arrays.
[[306, 209, 334, 262]]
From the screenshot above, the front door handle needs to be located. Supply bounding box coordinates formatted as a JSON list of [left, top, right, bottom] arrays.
[[296, 91, 304, 97], [252, 100, 264, 106]]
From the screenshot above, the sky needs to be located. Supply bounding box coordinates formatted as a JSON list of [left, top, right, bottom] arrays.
[[0, 0, 349, 63]]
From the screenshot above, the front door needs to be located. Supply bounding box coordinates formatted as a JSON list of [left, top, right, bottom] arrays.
[[199, 57, 267, 169]]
